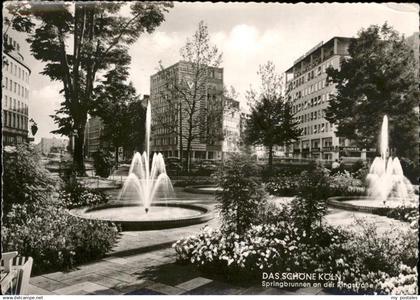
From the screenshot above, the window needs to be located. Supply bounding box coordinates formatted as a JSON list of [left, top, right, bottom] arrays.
[[5, 77, 8, 89], [14, 82, 17, 93], [13, 99, 16, 110], [9, 79, 12, 91]]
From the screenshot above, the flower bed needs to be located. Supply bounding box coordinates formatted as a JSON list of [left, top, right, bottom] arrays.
[[173, 220, 418, 294], [265, 171, 365, 197]]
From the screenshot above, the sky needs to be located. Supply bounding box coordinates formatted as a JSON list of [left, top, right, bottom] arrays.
[[8, 2, 419, 143]]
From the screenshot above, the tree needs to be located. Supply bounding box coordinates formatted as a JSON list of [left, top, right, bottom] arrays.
[[91, 65, 146, 165], [156, 21, 222, 172], [290, 165, 330, 238], [3, 144, 57, 215], [325, 23, 419, 160], [216, 153, 266, 235], [6, 2, 173, 174], [245, 61, 301, 168]]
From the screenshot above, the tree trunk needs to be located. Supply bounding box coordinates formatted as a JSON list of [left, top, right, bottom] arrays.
[[268, 144, 274, 169], [73, 125, 86, 176], [186, 138, 192, 173], [115, 146, 119, 167]]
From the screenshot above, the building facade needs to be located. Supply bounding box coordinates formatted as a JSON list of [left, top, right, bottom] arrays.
[[2, 30, 31, 145], [36, 137, 69, 155], [150, 61, 239, 161], [221, 97, 241, 158], [85, 116, 104, 158], [285, 37, 368, 161]]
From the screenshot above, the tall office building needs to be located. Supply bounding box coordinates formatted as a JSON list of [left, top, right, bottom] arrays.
[[150, 61, 239, 161], [285, 37, 369, 161], [2, 29, 31, 145], [85, 116, 105, 158]]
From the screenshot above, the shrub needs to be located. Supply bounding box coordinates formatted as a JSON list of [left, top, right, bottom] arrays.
[[3, 145, 58, 214], [264, 174, 300, 196], [172, 177, 216, 187], [216, 154, 267, 235], [329, 219, 418, 295], [328, 171, 365, 196], [58, 181, 109, 209], [398, 157, 419, 185], [290, 166, 330, 237], [2, 201, 119, 275], [93, 149, 114, 178]]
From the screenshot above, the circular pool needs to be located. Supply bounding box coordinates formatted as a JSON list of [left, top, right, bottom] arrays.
[[327, 196, 417, 213], [184, 185, 221, 194], [70, 202, 213, 231]]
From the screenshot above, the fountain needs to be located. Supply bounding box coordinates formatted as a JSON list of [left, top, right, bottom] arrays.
[[118, 100, 174, 213], [327, 115, 416, 212], [69, 100, 213, 230], [366, 115, 415, 205]]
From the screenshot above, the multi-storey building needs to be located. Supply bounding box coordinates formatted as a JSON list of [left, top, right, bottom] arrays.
[[35, 137, 69, 156], [2, 30, 31, 145], [221, 97, 240, 158], [285, 36, 369, 161], [85, 116, 104, 158], [150, 61, 239, 161]]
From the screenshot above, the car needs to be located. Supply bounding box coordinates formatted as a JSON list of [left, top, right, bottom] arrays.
[[165, 158, 183, 175], [196, 160, 219, 175]]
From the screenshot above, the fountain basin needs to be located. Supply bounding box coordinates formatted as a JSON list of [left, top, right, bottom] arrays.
[[70, 202, 213, 231], [327, 196, 416, 214], [184, 185, 221, 194]]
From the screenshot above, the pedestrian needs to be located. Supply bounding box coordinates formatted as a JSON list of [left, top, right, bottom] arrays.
[[338, 158, 345, 173], [331, 159, 340, 174]]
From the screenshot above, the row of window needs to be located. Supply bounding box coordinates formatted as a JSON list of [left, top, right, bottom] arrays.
[[3, 135, 25, 145], [296, 109, 327, 124], [290, 60, 335, 90], [4, 77, 29, 99], [3, 111, 28, 131], [152, 136, 178, 146], [293, 94, 331, 114], [5, 59, 29, 83], [301, 122, 331, 136], [291, 78, 330, 101], [3, 95, 28, 115], [301, 137, 333, 149]]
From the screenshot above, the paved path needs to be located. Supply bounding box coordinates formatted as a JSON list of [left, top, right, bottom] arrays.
[[28, 246, 331, 295]]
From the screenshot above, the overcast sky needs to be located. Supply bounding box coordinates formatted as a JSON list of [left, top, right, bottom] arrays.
[[11, 2, 419, 143]]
